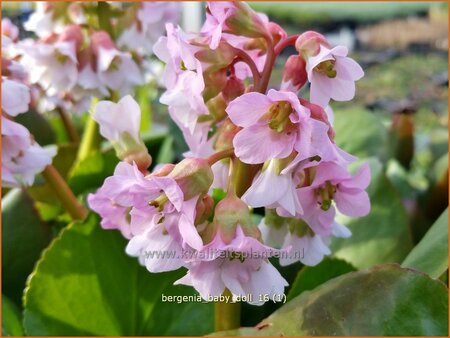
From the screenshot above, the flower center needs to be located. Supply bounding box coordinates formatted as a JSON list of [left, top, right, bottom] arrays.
[[107, 56, 122, 72], [315, 60, 337, 78], [268, 101, 293, 133], [317, 181, 336, 211], [149, 193, 169, 211], [54, 50, 69, 64]]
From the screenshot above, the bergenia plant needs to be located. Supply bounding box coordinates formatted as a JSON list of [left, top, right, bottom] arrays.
[[86, 0, 370, 329]]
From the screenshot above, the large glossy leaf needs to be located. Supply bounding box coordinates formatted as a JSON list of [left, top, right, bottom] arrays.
[[2, 189, 52, 307], [331, 159, 413, 269], [2, 295, 24, 336], [212, 265, 448, 336], [287, 257, 356, 301], [23, 214, 213, 336], [68, 151, 118, 195], [402, 208, 448, 278], [333, 108, 387, 159]]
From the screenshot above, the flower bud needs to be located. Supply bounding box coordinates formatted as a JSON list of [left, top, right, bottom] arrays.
[[213, 195, 261, 244], [168, 158, 214, 200], [203, 68, 227, 102], [295, 31, 330, 58], [195, 194, 215, 225], [90, 31, 116, 56], [93, 95, 152, 171], [194, 41, 238, 73], [206, 93, 228, 121], [150, 163, 175, 177], [222, 75, 245, 102], [268, 22, 287, 45], [58, 24, 84, 52], [281, 55, 307, 92], [223, 2, 270, 40], [214, 118, 240, 151], [300, 98, 335, 139]]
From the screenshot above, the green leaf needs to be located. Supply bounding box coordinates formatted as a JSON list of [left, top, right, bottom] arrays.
[[333, 108, 387, 159], [287, 257, 356, 301], [68, 151, 118, 195], [212, 265, 448, 336], [156, 136, 175, 164], [2, 295, 24, 336], [14, 110, 56, 146], [2, 189, 52, 308], [23, 214, 213, 336], [402, 208, 448, 278], [331, 159, 413, 269]]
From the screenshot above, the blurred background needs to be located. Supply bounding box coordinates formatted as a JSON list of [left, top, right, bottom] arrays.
[[2, 1, 448, 327]]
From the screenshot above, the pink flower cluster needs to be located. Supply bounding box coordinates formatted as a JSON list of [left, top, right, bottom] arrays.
[[14, 2, 180, 115], [2, 21, 56, 187], [89, 1, 370, 305]]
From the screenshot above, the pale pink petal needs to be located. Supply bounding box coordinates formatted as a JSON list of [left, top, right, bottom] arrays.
[[226, 92, 272, 127], [233, 124, 295, 164]]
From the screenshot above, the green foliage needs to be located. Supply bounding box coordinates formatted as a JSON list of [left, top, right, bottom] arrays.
[[212, 265, 448, 336], [331, 159, 413, 268], [2, 189, 52, 308], [402, 208, 448, 278], [68, 151, 118, 195], [2, 295, 24, 336], [23, 215, 213, 336], [287, 257, 356, 301], [333, 108, 388, 159]]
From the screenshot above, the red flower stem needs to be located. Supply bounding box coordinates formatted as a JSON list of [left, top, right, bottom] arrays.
[[235, 48, 261, 88], [274, 34, 300, 56], [207, 148, 235, 166], [41, 165, 88, 221]]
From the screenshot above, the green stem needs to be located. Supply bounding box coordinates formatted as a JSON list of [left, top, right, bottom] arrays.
[[76, 117, 101, 162], [214, 289, 241, 332], [42, 165, 88, 221], [97, 2, 114, 38]]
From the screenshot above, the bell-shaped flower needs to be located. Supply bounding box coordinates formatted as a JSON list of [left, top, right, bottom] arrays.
[[1, 78, 31, 117], [201, 1, 270, 50], [2, 117, 56, 187], [19, 39, 78, 96], [93, 95, 152, 170], [242, 159, 303, 216], [306, 44, 364, 107], [118, 2, 180, 55], [176, 225, 288, 305], [297, 161, 371, 236], [226, 89, 332, 164], [91, 31, 143, 94]]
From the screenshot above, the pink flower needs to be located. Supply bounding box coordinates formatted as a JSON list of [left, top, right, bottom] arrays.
[[279, 232, 331, 266], [2, 117, 56, 187], [91, 31, 143, 93], [87, 161, 145, 238], [201, 2, 270, 50], [117, 2, 180, 55], [242, 159, 303, 216], [24, 2, 64, 38], [226, 89, 332, 164], [19, 39, 78, 96], [306, 45, 364, 107], [296, 161, 371, 236], [2, 18, 19, 41], [94, 95, 141, 145], [1, 78, 31, 117], [175, 226, 288, 305]]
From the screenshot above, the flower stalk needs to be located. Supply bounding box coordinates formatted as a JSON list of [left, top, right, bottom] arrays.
[[214, 289, 241, 332], [41, 165, 88, 220]]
